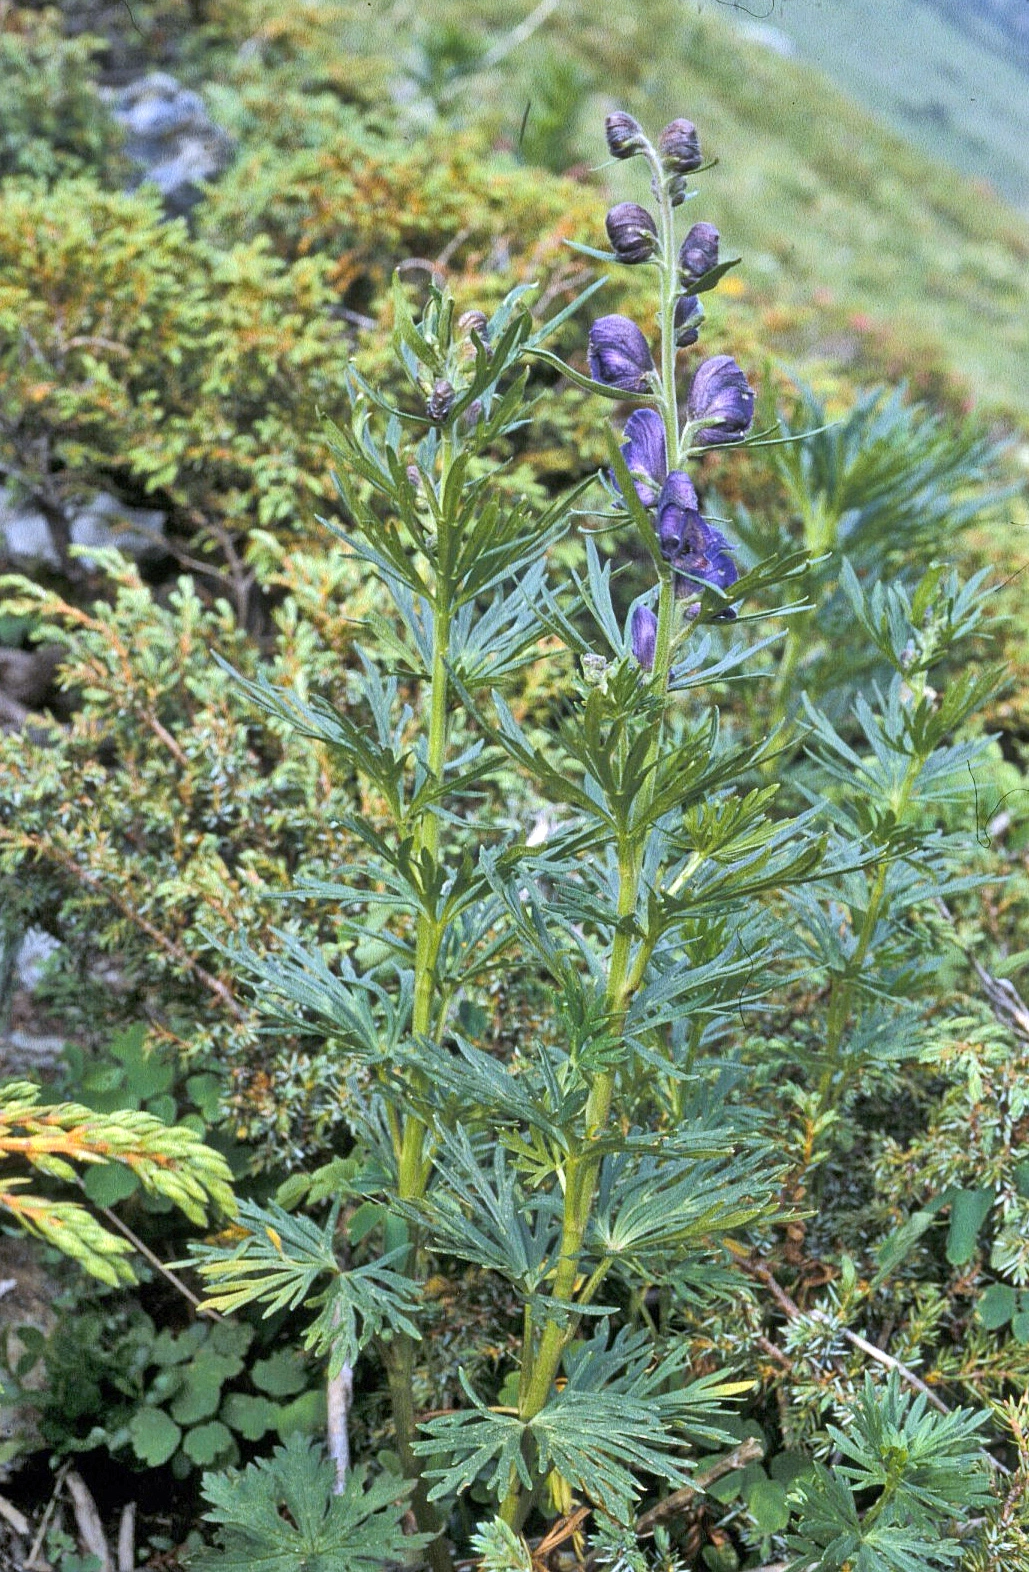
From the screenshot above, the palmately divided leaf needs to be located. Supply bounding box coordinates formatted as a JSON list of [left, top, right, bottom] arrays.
[[194, 1434, 428, 1571]]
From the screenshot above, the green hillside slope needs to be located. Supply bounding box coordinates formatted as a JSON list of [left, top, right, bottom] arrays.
[[746, 0, 1029, 215], [385, 0, 1029, 417]]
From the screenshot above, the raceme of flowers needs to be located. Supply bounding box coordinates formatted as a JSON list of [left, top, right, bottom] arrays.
[[589, 111, 755, 635]]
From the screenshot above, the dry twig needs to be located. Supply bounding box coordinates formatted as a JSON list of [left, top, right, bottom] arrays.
[[65, 1472, 111, 1572], [636, 1437, 766, 1537]]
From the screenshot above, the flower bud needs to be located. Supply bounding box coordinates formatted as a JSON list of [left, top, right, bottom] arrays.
[[655, 471, 700, 558], [658, 118, 702, 174], [605, 201, 658, 264], [686, 355, 754, 446], [458, 309, 490, 342], [406, 463, 422, 490], [678, 221, 719, 286], [673, 294, 703, 348], [604, 111, 646, 159], [630, 604, 658, 672], [427, 378, 455, 424], [581, 652, 609, 689], [665, 175, 688, 207], [587, 315, 655, 392]]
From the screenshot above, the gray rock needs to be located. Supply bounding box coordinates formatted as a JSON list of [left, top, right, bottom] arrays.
[[1, 486, 169, 570], [13, 930, 62, 994], [70, 490, 168, 566], [0, 492, 59, 570], [108, 72, 234, 218]]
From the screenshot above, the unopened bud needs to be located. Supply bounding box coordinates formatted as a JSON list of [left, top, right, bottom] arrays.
[[458, 309, 490, 341], [581, 652, 609, 690], [605, 202, 658, 264], [678, 221, 719, 286], [427, 378, 455, 424], [630, 605, 657, 672], [604, 111, 646, 159], [406, 463, 422, 490], [673, 294, 703, 348], [658, 117, 702, 174]]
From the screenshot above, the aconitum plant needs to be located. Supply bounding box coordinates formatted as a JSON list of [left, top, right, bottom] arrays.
[[192, 112, 999, 1572]]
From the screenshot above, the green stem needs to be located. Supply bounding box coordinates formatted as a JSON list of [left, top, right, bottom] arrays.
[[384, 1342, 451, 1572], [815, 743, 922, 1118], [388, 446, 455, 1568], [499, 149, 684, 1531]]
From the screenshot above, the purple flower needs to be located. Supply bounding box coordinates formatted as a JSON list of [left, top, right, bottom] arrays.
[[678, 222, 719, 285], [655, 470, 700, 555], [587, 315, 655, 392], [630, 604, 658, 671], [605, 201, 658, 264], [673, 293, 703, 348], [618, 409, 667, 506], [687, 355, 755, 446], [605, 111, 646, 159], [658, 118, 702, 174], [655, 471, 738, 598]]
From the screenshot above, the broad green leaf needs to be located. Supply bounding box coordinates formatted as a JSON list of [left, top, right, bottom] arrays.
[[251, 1350, 309, 1397], [746, 1476, 790, 1534], [977, 1282, 1016, 1329], [82, 1163, 140, 1207], [946, 1187, 993, 1265], [221, 1393, 280, 1442], [183, 1420, 235, 1466], [129, 1406, 181, 1467]]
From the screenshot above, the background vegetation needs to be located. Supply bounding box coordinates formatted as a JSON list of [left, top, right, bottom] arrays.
[[0, 1, 1027, 1569]]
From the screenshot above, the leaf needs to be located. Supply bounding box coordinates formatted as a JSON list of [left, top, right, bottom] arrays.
[[251, 1351, 308, 1398], [978, 1282, 1017, 1329], [945, 1187, 993, 1265], [170, 1347, 244, 1424], [129, 1406, 181, 1468], [220, 1394, 280, 1442], [746, 1476, 790, 1535], [82, 1163, 140, 1207], [195, 1434, 427, 1572], [184, 1421, 236, 1467]]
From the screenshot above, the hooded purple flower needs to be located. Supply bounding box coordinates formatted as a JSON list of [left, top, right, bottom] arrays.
[[618, 409, 667, 506], [655, 470, 700, 554], [678, 222, 719, 286], [605, 202, 658, 264], [673, 293, 703, 348], [588, 315, 655, 392], [687, 355, 755, 446], [656, 471, 738, 598], [630, 604, 658, 671]]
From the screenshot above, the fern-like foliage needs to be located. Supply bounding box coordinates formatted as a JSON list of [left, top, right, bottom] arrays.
[[0, 1080, 235, 1285], [193, 1433, 428, 1572], [190, 1199, 421, 1376], [785, 1373, 992, 1571]]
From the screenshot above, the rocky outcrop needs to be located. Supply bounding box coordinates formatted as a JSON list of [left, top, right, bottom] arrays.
[[106, 72, 234, 218], [0, 487, 168, 573]]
